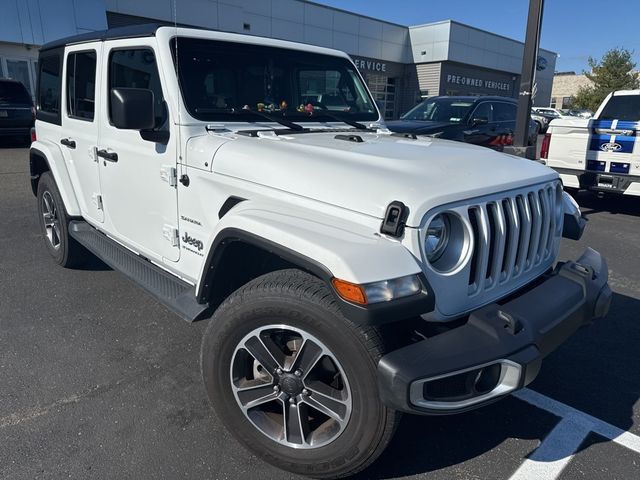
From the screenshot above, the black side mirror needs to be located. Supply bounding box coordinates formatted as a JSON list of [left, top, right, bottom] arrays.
[[110, 88, 155, 130], [471, 116, 489, 126]]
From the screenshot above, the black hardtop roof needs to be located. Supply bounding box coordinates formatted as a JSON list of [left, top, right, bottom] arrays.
[[40, 24, 171, 52]]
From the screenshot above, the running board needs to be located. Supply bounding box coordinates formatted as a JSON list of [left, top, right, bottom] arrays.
[[69, 221, 210, 322]]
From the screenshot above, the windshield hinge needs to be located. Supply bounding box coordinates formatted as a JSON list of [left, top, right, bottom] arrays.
[[205, 124, 229, 132], [160, 166, 177, 187]]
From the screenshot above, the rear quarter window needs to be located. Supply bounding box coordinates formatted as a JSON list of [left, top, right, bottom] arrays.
[[599, 96, 640, 122], [37, 50, 63, 125]]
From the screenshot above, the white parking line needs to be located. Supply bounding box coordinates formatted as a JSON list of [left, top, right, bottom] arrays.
[[509, 414, 591, 479], [508, 388, 640, 480], [514, 388, 640, 454]]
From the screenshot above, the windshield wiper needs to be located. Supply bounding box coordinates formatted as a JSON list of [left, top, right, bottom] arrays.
[[313, 111, 369, 130], [244, 110, 305, 131]]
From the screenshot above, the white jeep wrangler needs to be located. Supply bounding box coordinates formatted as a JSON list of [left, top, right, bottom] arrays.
[[30, 25, 612, 478]]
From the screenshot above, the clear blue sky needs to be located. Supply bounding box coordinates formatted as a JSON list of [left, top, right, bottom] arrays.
[[315, 0, 640, 73]]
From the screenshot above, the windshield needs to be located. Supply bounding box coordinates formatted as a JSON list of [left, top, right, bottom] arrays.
[[171, 38, 378, 123], [400, 98, 474, 123], [599, 95, 640, 122], [0, 81, 31, 105]]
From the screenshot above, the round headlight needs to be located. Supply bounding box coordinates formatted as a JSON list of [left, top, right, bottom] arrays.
[[425, 213, 450, 263], [424, 211, 471, 274]]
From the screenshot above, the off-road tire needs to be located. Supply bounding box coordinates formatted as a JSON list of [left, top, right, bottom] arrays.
[[201, 269, 400, 479], [36, 172, 89, 268]]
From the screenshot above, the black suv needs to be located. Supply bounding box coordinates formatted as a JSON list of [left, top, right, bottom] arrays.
[[386, 96, 538, 149], [0, 79, 34, 143]]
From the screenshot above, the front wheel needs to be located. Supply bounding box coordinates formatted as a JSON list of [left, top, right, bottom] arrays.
[[201, 269, 399, 478]]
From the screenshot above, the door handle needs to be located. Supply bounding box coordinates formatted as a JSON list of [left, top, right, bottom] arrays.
[[97, 149, 118, 162], [60, 138, 76, 149]]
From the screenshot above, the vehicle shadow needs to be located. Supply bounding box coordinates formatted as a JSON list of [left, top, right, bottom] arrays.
[[357, 291, 639, 479], [571, 190, 640, 218], [76, 255, 112, 272]]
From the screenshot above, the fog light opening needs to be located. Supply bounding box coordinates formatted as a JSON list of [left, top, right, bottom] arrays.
[[473, 363, 502, 395], [410, 360, 523, 410]]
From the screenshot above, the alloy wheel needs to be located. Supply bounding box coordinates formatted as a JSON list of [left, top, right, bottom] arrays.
[[42, 191, 61, 250], [230, 325, 352, 449]]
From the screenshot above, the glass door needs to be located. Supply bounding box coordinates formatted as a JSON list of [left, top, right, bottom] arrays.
[[5, 59, 33, 96], [366, 73, 397, 120], [1, 57, 37, 101]]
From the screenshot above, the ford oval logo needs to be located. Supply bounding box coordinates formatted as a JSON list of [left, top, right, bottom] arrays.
[[536, 56, 548, 72], [600, 142, 623, 152]]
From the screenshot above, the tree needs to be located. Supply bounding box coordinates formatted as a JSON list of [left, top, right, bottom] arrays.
[[571, 48, 639, 112]]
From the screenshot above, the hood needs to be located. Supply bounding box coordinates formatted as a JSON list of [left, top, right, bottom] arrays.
[[210, 130, 558, 227], [385, 119, 453, 135]]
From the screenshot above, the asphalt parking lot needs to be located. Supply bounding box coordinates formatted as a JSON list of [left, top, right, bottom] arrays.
[[1, 143, 639, 480]]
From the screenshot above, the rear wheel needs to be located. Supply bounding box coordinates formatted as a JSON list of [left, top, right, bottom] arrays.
[[201, 269, 399, 478], [36, 172, 88, 268]]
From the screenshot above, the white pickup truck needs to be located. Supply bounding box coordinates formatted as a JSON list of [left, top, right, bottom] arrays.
[[543, 90, 640, 196]]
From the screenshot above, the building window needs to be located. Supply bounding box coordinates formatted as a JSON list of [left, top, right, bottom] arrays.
[[550, 97, 557, 108], [66, 51, 97, 121], [562, 96, 572, 109]]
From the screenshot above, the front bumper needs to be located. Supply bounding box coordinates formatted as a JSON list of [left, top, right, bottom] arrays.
[[378, 248, 611, 415]]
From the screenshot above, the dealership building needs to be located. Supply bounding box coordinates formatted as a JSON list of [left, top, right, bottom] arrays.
[[0, 0, 557, 119]]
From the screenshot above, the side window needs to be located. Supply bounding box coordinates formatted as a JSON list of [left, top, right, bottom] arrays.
[[492, 102, 517, 123], [37, 52, 62, 124], [66, 51, 97, 121], [109, 48, 167, 127], [471, 102, 492, 123]]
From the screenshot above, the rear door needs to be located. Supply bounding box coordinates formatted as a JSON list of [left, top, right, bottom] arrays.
[[60, 43, 103, 223], [97, 41, 179, 262], [490, 101, 517, 146]]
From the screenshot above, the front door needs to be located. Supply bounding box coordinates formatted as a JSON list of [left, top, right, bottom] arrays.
[[465, 101, 494, 145], [97, 42, 179, 262], [60, 43, 103, 223]]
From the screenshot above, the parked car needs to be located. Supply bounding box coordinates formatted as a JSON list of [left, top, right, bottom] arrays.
[[531, 112, 550, 133], [0, 79, 34, 143], [543, 89, 640, 196], [386, 96, 538, 149], [532, 107, 571, 122], [30, 25, 610, 479], [567, 109, 594, 119]]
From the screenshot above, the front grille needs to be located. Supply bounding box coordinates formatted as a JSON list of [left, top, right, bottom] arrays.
[[467, 183, 562, 295]]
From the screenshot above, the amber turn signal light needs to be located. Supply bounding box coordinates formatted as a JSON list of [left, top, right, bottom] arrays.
[[331, 278, 367, 305]]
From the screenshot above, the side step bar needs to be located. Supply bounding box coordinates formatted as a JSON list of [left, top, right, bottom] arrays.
[[69, 221, 210, 322]]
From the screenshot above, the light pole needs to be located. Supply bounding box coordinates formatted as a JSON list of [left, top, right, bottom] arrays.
[[514, 0, 545, 150]]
